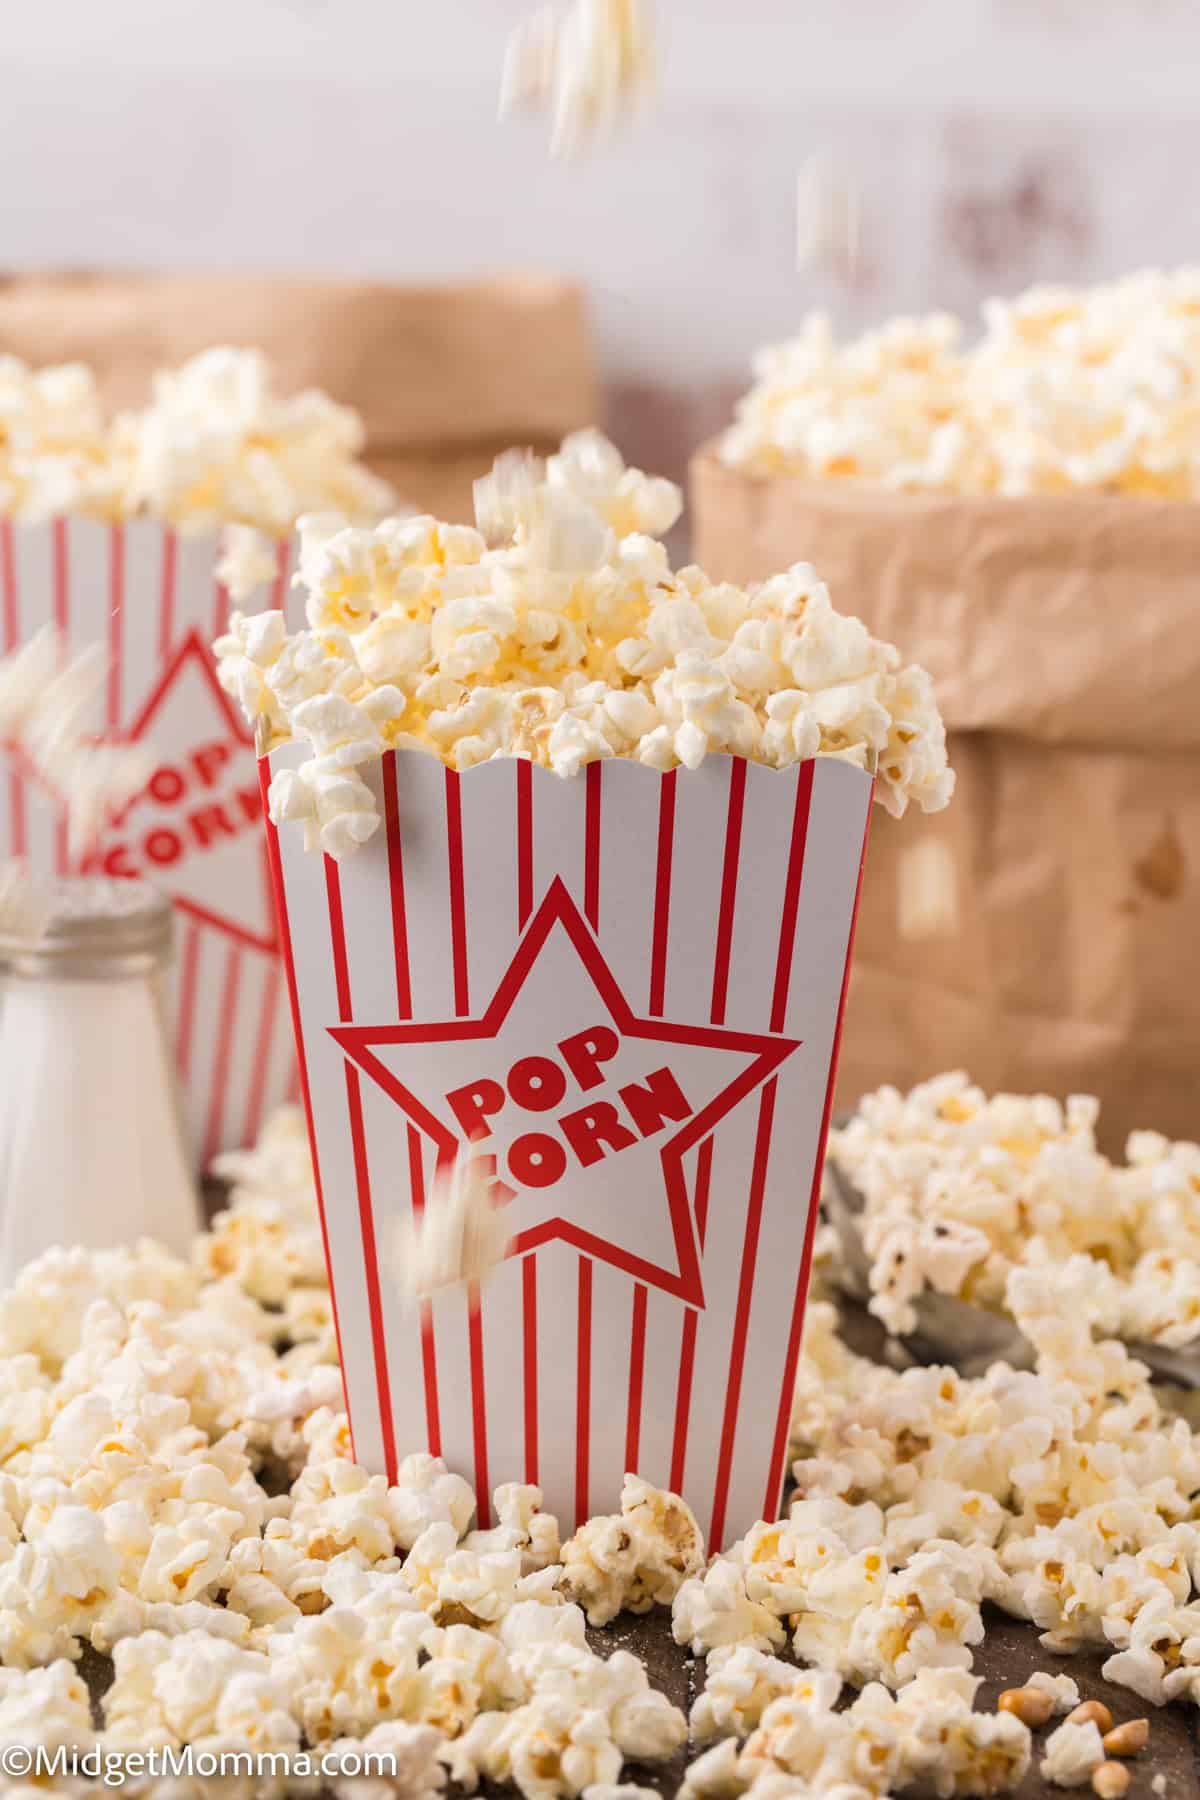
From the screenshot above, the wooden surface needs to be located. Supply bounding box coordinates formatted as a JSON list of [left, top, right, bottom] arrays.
[[192, 1182, 1199, 1796]]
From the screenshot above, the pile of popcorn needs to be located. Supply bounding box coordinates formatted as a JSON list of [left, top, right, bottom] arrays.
[[721, 267, 1200, 497], [827, 1071, 1200, 1347], [0, 346, 393, 536], [0, 1101, 1193, 1798], [214, 430, 954, 859]]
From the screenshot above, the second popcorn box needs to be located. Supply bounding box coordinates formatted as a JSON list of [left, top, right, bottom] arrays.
[[263, 743, 872, 1550]]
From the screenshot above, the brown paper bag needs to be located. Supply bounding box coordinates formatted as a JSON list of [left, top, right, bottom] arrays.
[[0, 271, 598, 521], [691, 445, 1200, 1152]]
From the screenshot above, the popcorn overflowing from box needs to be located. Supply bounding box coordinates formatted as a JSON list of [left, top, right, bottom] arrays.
[[220, 436, 953, 1548]]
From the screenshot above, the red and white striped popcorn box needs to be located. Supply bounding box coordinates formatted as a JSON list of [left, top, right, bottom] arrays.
[[0, 516, 300, 1164], [264, 745, 873, 1550]]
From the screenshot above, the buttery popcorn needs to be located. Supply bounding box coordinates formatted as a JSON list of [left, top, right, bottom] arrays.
[[828, 1072, 1200, 1349], [216, 431, 953, 859], [560, 1471, 704, 1625], [722, 268, 1200, 498], [0, 347, 393, 538]]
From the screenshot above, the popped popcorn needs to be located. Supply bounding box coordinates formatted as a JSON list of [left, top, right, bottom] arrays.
[[501, 0, 655, 157], [1026, 1670, 1082, 1715], [828, 1072, 1200, 1351], [392, 1154, 514, 1299], [218, 433, 953, 859], [0, 1090, 1189, 1795], [1041, 1719, 1107, 1788], [0, 347, 395, 532], [560, 1473, 704, 1626], [721, 268, 1200, 498]]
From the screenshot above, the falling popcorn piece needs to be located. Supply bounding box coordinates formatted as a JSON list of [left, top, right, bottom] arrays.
[[501, 0, 656, 156], [897, 837, 959, 940], [796, 151, 862, 280], [0, 626, 155, 861], [393, 1154, 514, 1299]]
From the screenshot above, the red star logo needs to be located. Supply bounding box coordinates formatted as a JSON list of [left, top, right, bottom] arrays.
[[331, 878, 800, 1306], [92, 630, 276, 952]]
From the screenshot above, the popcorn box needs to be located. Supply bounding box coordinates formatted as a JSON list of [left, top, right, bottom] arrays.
[[263, 745, 873, 1548], [691, 444, 1200, 1151], [0, 516, 301, 1164]]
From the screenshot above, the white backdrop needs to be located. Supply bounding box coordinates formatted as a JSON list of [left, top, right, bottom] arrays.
[[3, 0, 1197, 480]]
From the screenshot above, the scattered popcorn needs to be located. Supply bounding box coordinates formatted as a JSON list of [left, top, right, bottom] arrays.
[[501, 0, 655, 156], [218, 432, 953, 859], [0, 1092, 1187, 1793], [1042, 1719, 1107, 1788], [1026, 1670, 1082, 1715], [561, 1473, 704, 1626], [722, 268, 1200, 497], [0, 347, 395, 531], [392, 1154, 514, 1299], [828, 1072, 1200, 1351]]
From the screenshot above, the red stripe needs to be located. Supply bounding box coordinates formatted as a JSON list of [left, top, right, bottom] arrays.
[[52, 518, 68, 635], [523, 1255, 539, 1484], [382, 756, 412, 1017], [213, 571, 231, 640], [770, 761, 815, 1031], [0, 520, 15, 650], [710, 759, 746, 1025], [2, 521, 24, 859], [286, 1061, 301, 1104], [763, 787, 875, 1519], [52, 521, 69, 875], [408, 1127, 443, 1455], [670, 1313, 698, 1493], [347, 1063, 398, 1484], [575, 1256, 593, 1528], [203, 943, 243, 1168], [584, 762, 601, 929], [107, 524, 124, 732], [326, 839, 400, 1478], [444, 769, 469, 1015], [468, 1287, 491, 1528], [624, 1284, 647, 1473], [271, 537, 289, 612], [239, 961, 281, 1148], [385, 752, 442, 1460], [648, 770, 676, 1015], [709, 1077, 778, 1550], [670, 767, 737, 1481], [158, 531, 177, 662], [259, 760, 355, 1457], [668, 1136, 713, 1491], [324, 856, 353, 1019], [516, 759, 533, 929], [174, 922, 203, 1075]]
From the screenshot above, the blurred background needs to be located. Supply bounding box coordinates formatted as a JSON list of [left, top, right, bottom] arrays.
[[4, 0, 1197, 492]]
